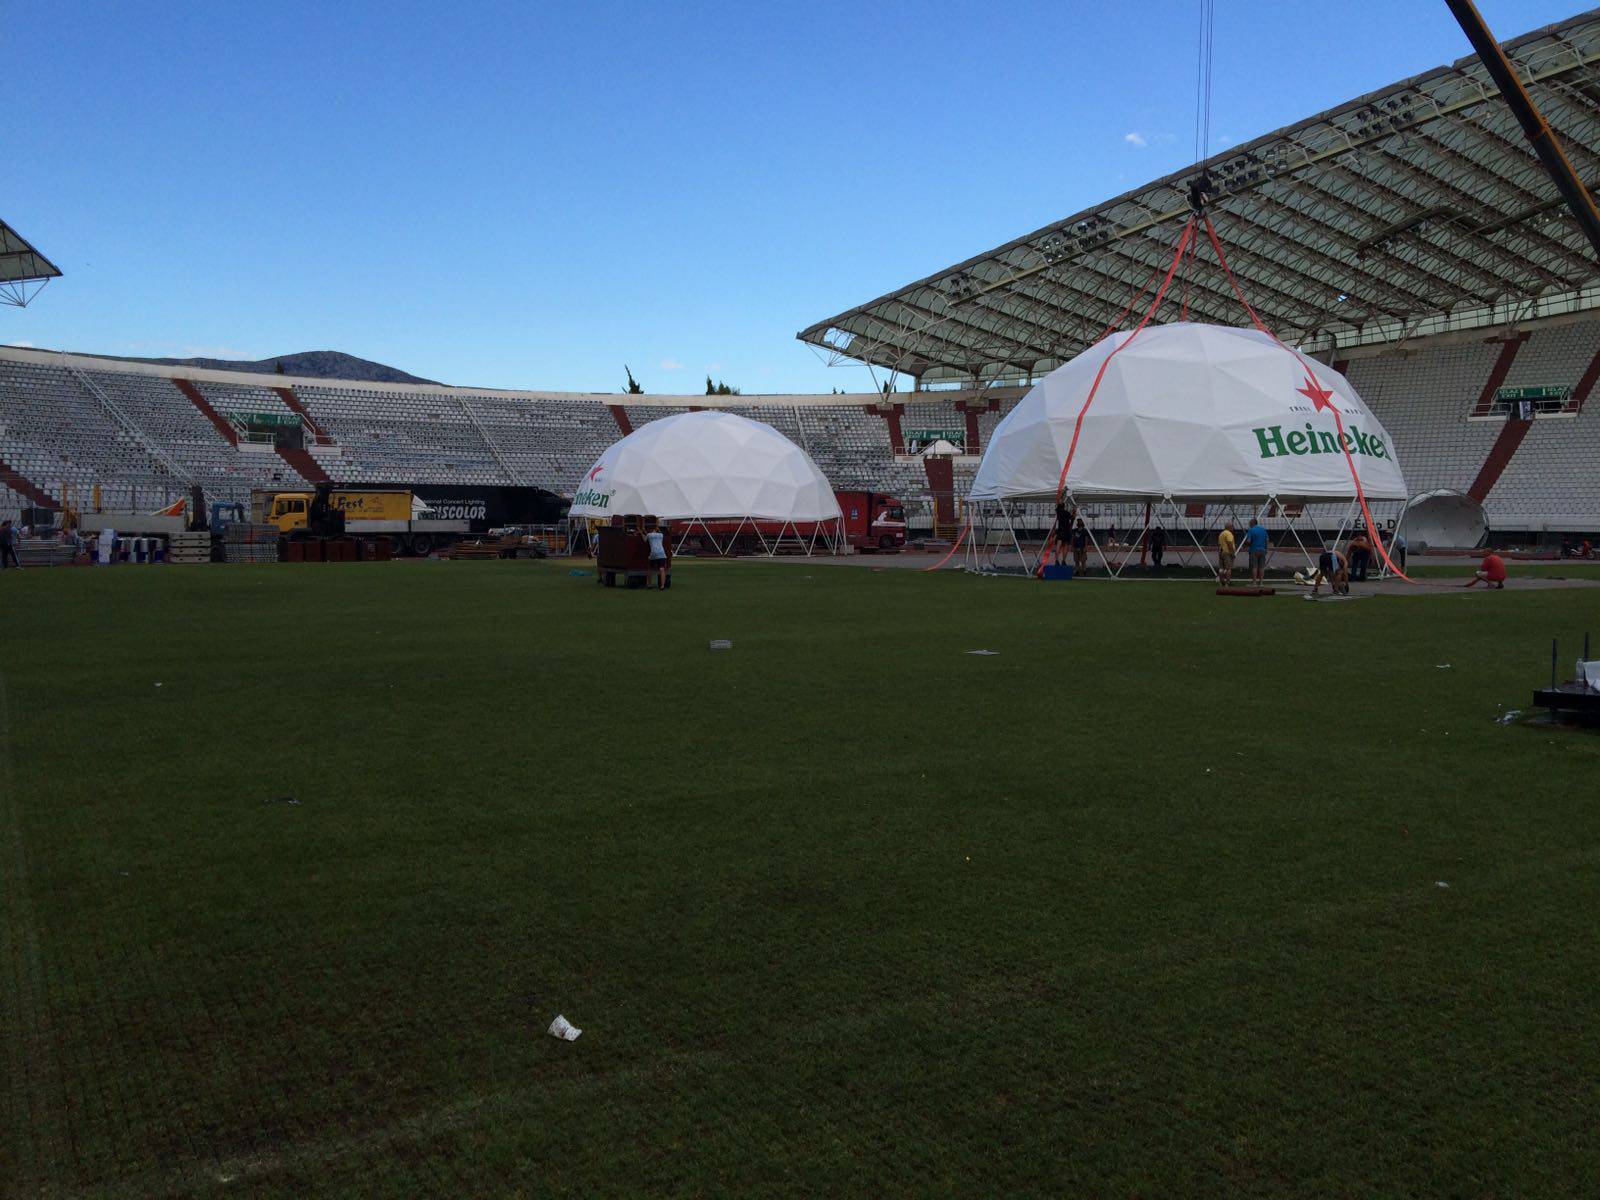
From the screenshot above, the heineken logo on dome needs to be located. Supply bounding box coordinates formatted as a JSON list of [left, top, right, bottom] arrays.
[[574, 486, 613, 509], [1252, 423, 1388, 460]]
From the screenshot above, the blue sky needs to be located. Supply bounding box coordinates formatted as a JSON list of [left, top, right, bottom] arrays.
[[5, 0, 1581, 394]]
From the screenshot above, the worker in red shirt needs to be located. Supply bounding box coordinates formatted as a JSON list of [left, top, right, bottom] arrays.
[[1466, 552, 1507, 589]]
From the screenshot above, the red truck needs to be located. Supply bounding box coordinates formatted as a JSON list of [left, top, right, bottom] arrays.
[[836, 490, 907, 552]]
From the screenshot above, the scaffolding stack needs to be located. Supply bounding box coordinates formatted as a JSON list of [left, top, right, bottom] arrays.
[[221, 523, 282, 564]]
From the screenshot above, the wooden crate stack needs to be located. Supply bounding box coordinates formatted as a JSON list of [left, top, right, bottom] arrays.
[[168, 532, 213, 565]]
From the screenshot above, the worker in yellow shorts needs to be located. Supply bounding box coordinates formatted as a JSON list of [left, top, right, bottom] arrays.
[[1217, 522, 1237, 585]]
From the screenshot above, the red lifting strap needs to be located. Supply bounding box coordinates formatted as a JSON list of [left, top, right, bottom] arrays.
[[1034, 221, 1196, 573], [1199, 214, 1409, 583], [1053, 217, 1198, 505]]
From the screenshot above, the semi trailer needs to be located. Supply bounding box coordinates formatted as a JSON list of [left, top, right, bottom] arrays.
[[254, 484, 565, 555]]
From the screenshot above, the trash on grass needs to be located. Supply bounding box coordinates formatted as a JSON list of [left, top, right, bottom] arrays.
[[568, 568, 591, 577], [548, 1014, 582, 1041], [1436, 664, 1452, 669], [1435, 881, 1450, 889], [1496, 710, 1522, 724], [965, 649, 999, 656], [710, 639, 733, 651]]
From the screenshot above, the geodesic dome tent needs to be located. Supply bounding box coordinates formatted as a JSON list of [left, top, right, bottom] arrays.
[[964, 322, 1409, 576], [570, 410, 844, 554], [1397, 489, 1488, 552], [971, 323, 1407, 506]]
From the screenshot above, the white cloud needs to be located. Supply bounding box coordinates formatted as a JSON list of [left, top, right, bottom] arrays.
[[8, 340, 34, 348], [659, 358, 684, 370], [706, 361, 723, 372], [1124, 132, 1147, 147]]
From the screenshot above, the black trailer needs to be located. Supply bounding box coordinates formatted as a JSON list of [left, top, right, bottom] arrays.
[[341, 483, 567, 534]]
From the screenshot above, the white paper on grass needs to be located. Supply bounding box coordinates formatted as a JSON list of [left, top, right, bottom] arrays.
[[548, 1015, 581, 1041], [970, 322, 1408, 505], [1581, 660, 1600, 693]]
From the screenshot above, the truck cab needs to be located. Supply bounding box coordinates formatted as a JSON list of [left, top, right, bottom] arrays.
[[265, 493, 312, 533], [836, 490, 907, 552]]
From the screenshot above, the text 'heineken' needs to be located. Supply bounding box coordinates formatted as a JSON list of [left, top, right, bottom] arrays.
[[1253, 423, 1388, 460]]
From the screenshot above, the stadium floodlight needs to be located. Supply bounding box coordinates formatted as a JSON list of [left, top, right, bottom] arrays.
[[0, 219, 62, 307]]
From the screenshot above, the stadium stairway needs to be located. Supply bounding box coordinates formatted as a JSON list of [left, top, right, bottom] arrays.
[[1468, 417, 1533, 502], [272, 385, 332, 442], [607, 405, 633, 435], [1467, 334, 1531, 417], [1568, 347, 1600, 414], [923, 454, 955, 528], [0, 456, 59, 510], [868, 402, 906, 453], [173, 377, 327, 484], [173, 379, 239, 445], [955, 397, 998, 454], [275, 446, 329, 483]]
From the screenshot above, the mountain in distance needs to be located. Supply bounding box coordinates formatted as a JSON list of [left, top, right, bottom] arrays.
[[124, 349, 438, 385]]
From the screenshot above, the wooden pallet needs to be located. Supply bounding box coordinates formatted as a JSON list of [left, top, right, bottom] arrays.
[[444, 541, 502, 560]]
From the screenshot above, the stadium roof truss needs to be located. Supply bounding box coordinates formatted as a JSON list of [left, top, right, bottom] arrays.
[[0, 220, 62, 307], [798, 9, 1600, 386]]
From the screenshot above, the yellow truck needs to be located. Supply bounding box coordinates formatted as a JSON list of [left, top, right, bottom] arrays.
[[252, 487, 470, 555]]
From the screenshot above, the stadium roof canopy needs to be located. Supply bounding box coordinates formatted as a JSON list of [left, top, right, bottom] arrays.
[[0, 219, 62, 307], [798, 9, 1600, 386]]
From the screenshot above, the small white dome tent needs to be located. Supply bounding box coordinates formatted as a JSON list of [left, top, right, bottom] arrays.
[[968, 322, 1408, 575], [1395, 488, 1488, 552], [571, 410, 844, 555]]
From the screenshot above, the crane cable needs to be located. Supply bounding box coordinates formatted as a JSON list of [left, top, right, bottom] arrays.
[[1194, 0, 1215, 164]]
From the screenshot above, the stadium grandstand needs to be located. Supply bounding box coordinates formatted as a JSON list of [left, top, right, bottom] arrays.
[[4, 10, 1600, 545], [4, 317, 1598, 545]]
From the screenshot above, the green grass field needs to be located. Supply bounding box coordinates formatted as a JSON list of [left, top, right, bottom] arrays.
[[4, 560, 1599, 1197]]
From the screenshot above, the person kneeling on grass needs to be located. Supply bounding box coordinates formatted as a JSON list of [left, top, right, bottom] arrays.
[[1467, 551, 1507, 589], [1311, 544, 1347, 597]]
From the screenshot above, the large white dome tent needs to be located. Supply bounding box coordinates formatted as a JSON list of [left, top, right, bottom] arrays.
[[570, 410, 844, 555], [966, 322, 1408, 576]]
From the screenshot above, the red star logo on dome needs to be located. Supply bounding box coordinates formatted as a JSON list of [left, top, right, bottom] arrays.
[[1296, 371, 1337, 414], [588, 464, 604, 481]]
